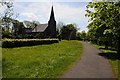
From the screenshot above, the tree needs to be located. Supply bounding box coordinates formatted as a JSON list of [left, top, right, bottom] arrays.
[[12, 20, 24, 35], [57, 21, 65, 29], [0, 1, 14, 32], [0, 1, 20, 38], [60, 24, 77, 40], [80, 31, 87, 41], [76, 32, 82, 40], [86, 1, 120, 53], [56, 22, 65, 40], [0, 19, 2, 39]]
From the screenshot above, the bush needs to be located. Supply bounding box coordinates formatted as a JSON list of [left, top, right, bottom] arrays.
[[2, 39, 59, 48]]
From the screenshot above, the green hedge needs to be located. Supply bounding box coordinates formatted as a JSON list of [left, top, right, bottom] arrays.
[[2, 39, 59, 48]]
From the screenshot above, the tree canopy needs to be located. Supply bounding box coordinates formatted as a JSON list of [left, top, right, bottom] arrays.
[[60, 24, 77, 40], [86, 1, 120, 53]]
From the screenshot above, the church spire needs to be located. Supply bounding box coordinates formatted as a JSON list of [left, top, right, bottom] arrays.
[[47, 6, 56, 38], [49, 6, 55, 21]]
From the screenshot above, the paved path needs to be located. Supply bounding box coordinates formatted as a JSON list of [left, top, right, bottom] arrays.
[[61, 42, 115, 78]]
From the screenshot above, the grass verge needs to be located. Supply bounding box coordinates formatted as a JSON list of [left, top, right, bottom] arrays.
[[93, 44, 119, 79], [2, 40, 83, 78]]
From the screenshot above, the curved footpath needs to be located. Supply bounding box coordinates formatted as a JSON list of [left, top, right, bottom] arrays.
[[61, 41, 116, 79]]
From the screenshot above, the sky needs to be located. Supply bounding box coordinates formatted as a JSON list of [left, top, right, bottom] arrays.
[[0, 0, 93, 32]]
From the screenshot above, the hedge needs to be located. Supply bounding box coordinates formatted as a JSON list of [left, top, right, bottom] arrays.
[[2, 39, 59, 48]]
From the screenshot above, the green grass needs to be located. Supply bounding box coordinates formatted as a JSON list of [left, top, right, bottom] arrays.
[[93, 44, 119, 79], [0, 47, 2, 78], [2, 40, 83, 78]]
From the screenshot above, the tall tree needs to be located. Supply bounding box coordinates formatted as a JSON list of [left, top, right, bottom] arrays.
[[0, 1, 14, 31], [12, 20, 24, 35], [56, 22, 65, 40], [86, 1, 120, 53], [60, 24, 77, 40], [80, 31, 87, 41]]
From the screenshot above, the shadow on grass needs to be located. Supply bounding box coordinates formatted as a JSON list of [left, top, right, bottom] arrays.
[[99, 47, 117, 51], [98, 52, 119, 60]]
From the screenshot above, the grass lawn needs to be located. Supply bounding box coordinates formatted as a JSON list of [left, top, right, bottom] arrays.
[[2, 40, 83, 78], [93, 44, 119, 79], [0, 47, 2, 77]]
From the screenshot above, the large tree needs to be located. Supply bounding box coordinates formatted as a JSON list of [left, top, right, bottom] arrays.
[[0, 1, 14, 31], [12, 20, 24, 35], [60, 24, 77, 40], [86, 1, 120, 53]]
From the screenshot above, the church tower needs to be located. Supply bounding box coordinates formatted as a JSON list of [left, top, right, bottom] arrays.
[[45, 6, 56, 38]]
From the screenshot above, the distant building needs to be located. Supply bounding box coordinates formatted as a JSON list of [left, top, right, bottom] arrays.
[[23, 6, 56, 38]]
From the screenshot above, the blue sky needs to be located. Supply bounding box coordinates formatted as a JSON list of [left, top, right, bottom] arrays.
[[1, 0, 93, 32]]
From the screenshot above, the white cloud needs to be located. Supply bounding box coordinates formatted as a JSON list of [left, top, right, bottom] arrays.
[[20, 12, 39, 20], [16, 2, 52, 22], [54, 4, 82, 17], [54, 3, 89, 31]]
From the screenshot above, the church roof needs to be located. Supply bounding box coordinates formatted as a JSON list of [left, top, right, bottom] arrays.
[[32, 24, 48, 32], [24, 6, 56, 34]]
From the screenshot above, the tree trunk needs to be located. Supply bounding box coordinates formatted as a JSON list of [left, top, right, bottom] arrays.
[[118, 37, 120, 60], [99, 41, 101, 46], [118, 37, 120, 54], [105, 41, 108, 49]]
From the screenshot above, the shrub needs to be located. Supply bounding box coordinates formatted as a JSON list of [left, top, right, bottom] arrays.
[[2, 39, 59, 48]]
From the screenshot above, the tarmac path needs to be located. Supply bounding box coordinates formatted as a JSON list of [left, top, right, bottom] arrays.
[[61, 41, 116, 79]]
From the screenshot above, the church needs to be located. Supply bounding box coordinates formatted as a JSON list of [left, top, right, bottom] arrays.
[[23, 6, 56, 38]]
